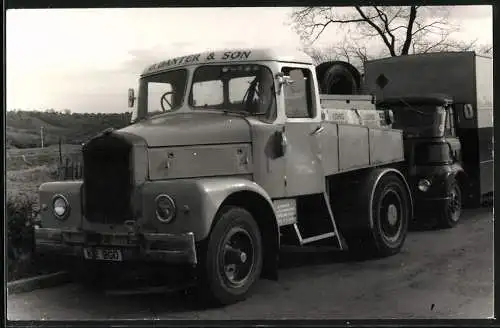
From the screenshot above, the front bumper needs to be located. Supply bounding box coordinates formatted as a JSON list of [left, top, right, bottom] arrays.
[[413, 196, 450, 218], [34, 228, 198, 265]]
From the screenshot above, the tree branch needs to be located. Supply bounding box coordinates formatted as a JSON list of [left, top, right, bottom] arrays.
[[374, 6, 396, 51], [355, 6, 396, 56], [400, 5, 417, 55]]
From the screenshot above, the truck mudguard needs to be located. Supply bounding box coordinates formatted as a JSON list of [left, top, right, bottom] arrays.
[[140, 177, 279, 242]]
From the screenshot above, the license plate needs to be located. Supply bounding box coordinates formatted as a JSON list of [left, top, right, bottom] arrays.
[[83, 248, 123, 261]]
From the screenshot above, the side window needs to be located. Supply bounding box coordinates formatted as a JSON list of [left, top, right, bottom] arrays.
[[463, 103, 474, 120], [282, 67, 315, 118], [444, 108, 456, 137]]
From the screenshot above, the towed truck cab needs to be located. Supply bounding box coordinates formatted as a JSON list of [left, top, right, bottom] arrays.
[[363, 51, 493, 229], [377, 95, 464, 227]]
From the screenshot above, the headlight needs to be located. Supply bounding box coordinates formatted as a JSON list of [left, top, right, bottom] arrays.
[[52, 194, 70, 220], [417, 179, 432, 192], [155, 194, 176, 223]]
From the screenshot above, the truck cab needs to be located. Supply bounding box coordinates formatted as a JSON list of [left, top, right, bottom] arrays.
[[35, 48, 412, 305], [377, 95, 464, 228]]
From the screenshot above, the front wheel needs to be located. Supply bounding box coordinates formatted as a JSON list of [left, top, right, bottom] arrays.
[[198, 206, 263, 305], [436, 179, 462, 229]]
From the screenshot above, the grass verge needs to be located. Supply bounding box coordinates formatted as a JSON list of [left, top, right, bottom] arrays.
[[7, 163, 66, 282]]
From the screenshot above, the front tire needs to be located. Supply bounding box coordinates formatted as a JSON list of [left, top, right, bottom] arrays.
[[198, 206, 263, 305], [436, 179, 462, 229]]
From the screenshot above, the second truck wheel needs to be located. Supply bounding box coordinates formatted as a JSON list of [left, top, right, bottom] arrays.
[[436, 179, 462, 229]]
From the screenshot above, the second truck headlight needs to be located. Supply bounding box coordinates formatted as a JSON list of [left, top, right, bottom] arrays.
[[155, 194, 177, 223], [417, 179, 432, 192]]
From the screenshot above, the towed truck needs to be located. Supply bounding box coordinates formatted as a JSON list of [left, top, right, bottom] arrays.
[[34, 48, 413, 305], [363, 52, 493, 228], [314, 52, 493, 229]]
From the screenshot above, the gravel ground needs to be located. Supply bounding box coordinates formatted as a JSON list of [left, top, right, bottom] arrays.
[[7, 207, 493, 320]]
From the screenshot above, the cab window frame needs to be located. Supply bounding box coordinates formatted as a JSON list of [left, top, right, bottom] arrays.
[[281, 67, 316, 119]]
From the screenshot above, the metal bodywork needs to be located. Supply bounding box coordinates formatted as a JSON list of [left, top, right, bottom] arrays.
[[36, 48, 408, 280], [364, 52, 493, 206]]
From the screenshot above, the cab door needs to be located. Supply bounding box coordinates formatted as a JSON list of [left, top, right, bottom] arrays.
[[281, 66, 325, 197]]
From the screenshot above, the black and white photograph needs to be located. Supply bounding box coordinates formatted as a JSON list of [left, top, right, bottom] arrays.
[[5, 4, 494, 321]]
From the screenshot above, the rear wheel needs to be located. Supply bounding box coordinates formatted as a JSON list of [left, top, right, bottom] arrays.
[[344, 173, 410, 258], [436, 179, 462, 229], [197, 206, 263, 305]]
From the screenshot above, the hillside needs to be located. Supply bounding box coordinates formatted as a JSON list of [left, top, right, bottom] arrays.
[[6, 110, 132, 149]]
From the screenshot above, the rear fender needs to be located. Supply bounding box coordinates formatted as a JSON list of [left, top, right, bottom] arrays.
[[366, 168, 413, 229]]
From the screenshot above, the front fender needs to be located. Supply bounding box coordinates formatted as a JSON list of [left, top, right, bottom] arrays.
[[413, 163, 465, 197], [444, 163, 467, 191], [38, 181, 83, 230], [141, 176, 277, 242]]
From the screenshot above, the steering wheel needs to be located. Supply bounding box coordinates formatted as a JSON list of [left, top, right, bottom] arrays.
[[160, 91, 176, 112], [243, 79, 261, 110]]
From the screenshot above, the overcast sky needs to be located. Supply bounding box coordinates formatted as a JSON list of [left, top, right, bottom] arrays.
[[6, 6, 492, 113]]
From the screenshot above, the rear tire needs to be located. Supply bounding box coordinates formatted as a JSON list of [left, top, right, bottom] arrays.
[[436, 179, 462, 229], [197, 206, 263, 306], [345, 173, 410, 258]]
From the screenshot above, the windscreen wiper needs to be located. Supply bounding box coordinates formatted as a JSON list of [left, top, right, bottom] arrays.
[[398, 98, 431, 116]]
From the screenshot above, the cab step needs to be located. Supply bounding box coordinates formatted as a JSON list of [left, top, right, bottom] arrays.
[[292, 226, 336, 245]]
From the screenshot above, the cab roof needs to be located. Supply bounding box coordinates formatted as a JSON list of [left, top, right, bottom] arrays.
[[141, 48, 313, 76]]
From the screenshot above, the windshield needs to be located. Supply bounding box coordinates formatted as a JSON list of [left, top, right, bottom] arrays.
[[189, 64, 276, 117], [381, 104, 445, 138], [133, 69, 188, 122]]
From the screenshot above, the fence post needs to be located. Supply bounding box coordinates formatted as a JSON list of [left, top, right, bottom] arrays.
[[64, 158, 70, 180], [58, 138, 63, 167]]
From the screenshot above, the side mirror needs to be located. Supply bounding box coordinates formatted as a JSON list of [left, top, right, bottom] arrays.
[[463, 103, 474, 120], [128, 88, 136, 108], [275, 73, 294, 94], [384, 109, 395, 125], [274, 130, 288, 157]]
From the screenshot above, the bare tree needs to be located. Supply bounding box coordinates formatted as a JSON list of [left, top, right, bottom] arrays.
[[291, 6, 481, 61], [302, 37, 370, 72]]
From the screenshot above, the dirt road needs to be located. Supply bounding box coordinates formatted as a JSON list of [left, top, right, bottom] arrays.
[[7, 207, 493, 320]]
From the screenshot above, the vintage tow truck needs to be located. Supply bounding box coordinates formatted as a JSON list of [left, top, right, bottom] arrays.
[[35, 48, 413, 305]]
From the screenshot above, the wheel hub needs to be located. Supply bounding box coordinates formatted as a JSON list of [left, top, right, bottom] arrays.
[[449, 187, 461, 221], [220, 228, 254, 287], [378, 188, 404, 244], [387, 204, 398, 226]]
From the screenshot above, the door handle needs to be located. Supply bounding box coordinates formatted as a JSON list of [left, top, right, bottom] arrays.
[[310, 125, 325, 136]]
